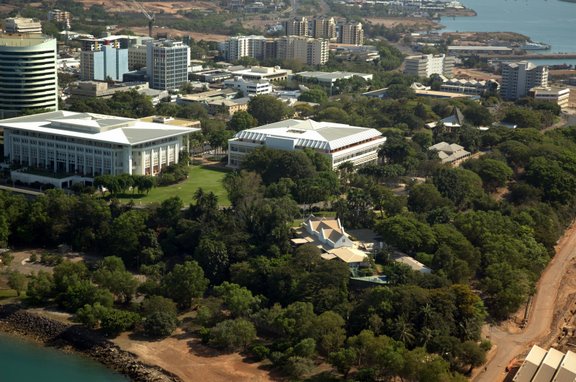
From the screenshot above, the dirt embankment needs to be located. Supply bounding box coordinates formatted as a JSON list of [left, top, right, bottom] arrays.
[[474, 222, 576, 382]]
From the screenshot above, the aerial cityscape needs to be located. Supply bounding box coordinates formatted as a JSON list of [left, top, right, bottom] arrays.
[[0, 0, 575, 381]]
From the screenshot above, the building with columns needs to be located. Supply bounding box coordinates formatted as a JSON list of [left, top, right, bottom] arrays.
[[1, 111, 198, 188], [228, 119, 386, 169]]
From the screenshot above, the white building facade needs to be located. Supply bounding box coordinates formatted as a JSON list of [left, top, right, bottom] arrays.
[[4, 17, 42, 34], [223, 35, 267, 62], [530, 86, 570, 109], [1, 111, 198, 187], [403, 54, 455, 78], [500, 61, 549, 100], [0, 34, 58, 118], [223, 77, 272, 96], [228, 119, 386, 169]]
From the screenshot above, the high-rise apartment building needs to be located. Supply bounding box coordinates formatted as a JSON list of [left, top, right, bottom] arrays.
[[283, 16, 309, 37], [0, 34, 58, 118], [403, 54, 455, 78], [221, 35, 328, 66], [146, 40, 190, 90], [500, 61, 549, 100], [337, 21, 364, 45], [276, 36, 329, 66], [310, 16, 336, 40], [80, 38, 129, 82], [3, 17, 42, 34], [48, 9, 72, 25], [223, 35, 267, 62]]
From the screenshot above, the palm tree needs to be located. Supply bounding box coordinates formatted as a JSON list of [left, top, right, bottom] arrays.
[[393, 315, 415, 347]]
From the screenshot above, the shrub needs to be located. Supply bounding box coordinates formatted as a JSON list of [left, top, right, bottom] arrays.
[[282, 356, 315, 379], [208, 318, 257, 351], [143, 311, 178, 338], [250, 344, 270, 361]]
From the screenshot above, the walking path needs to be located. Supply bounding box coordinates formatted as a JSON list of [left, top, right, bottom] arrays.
[[474, 223, 576, 382]]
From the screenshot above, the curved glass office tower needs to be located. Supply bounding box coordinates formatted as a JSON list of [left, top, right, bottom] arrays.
[[0, 34, 58, 118]]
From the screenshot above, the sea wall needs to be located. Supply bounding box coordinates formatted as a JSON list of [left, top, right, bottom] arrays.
[[0, 305, 182, 382]]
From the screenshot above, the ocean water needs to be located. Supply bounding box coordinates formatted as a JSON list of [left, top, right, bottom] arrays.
[[0, 333, 128, 382], [440, 0, 576, 58]]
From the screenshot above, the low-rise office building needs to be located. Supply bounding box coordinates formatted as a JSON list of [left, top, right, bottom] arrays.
[[69, 81, 150, 100], [177, 88, 249, 116], [228, 119, 386, 169], [332, 45, 380, 62], [228, 65, 292, 82], [290, 71, 373, 86], [1, 111, 199, 187], [437, 76, 500, 95], [223, 77, 272, 97], [447, 45, 513, 55], [530, 86, 570, 109]]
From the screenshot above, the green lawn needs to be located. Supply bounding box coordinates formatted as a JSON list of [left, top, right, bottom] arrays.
[[117, 165, 231, 206], [0, 289, 17, 298]]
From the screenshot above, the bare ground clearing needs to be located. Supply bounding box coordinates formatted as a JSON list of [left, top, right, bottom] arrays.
[[114, 330, 275, 382], [119, 26, 229, 42], [75, 0, 220, 14], [364, 17, 441, 29]]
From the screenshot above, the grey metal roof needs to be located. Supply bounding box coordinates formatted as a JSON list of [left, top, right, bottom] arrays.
[[235, 119, 383, 151], [0, 111, 199, 146]]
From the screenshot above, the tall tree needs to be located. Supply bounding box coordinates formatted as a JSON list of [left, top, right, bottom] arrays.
[[247, 95, 292, 125], [162, 261, 209, 309]]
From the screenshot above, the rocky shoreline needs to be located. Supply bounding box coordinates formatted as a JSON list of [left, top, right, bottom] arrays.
[[0, 304, 182, 382]]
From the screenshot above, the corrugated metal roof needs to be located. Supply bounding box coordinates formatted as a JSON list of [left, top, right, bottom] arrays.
[[235, 119, 382, 151]]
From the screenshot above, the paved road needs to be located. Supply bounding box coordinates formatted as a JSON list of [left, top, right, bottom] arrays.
[[474, 224, 576, 382]]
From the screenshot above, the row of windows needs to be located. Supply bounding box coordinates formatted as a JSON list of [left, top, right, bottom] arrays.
[[229, 145, 253, 153], [333, 146, 379, 165], [12, 153, 118, 169]]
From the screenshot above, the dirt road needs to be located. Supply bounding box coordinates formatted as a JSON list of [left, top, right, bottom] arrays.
[[474, 224, 576, 382]]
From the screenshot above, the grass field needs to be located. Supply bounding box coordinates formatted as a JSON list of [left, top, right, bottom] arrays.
[[117, 165, 231, 207]]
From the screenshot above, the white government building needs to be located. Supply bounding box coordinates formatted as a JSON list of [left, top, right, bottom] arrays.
[[227, 119, 386, 169], [1, 111, 199, 188]]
